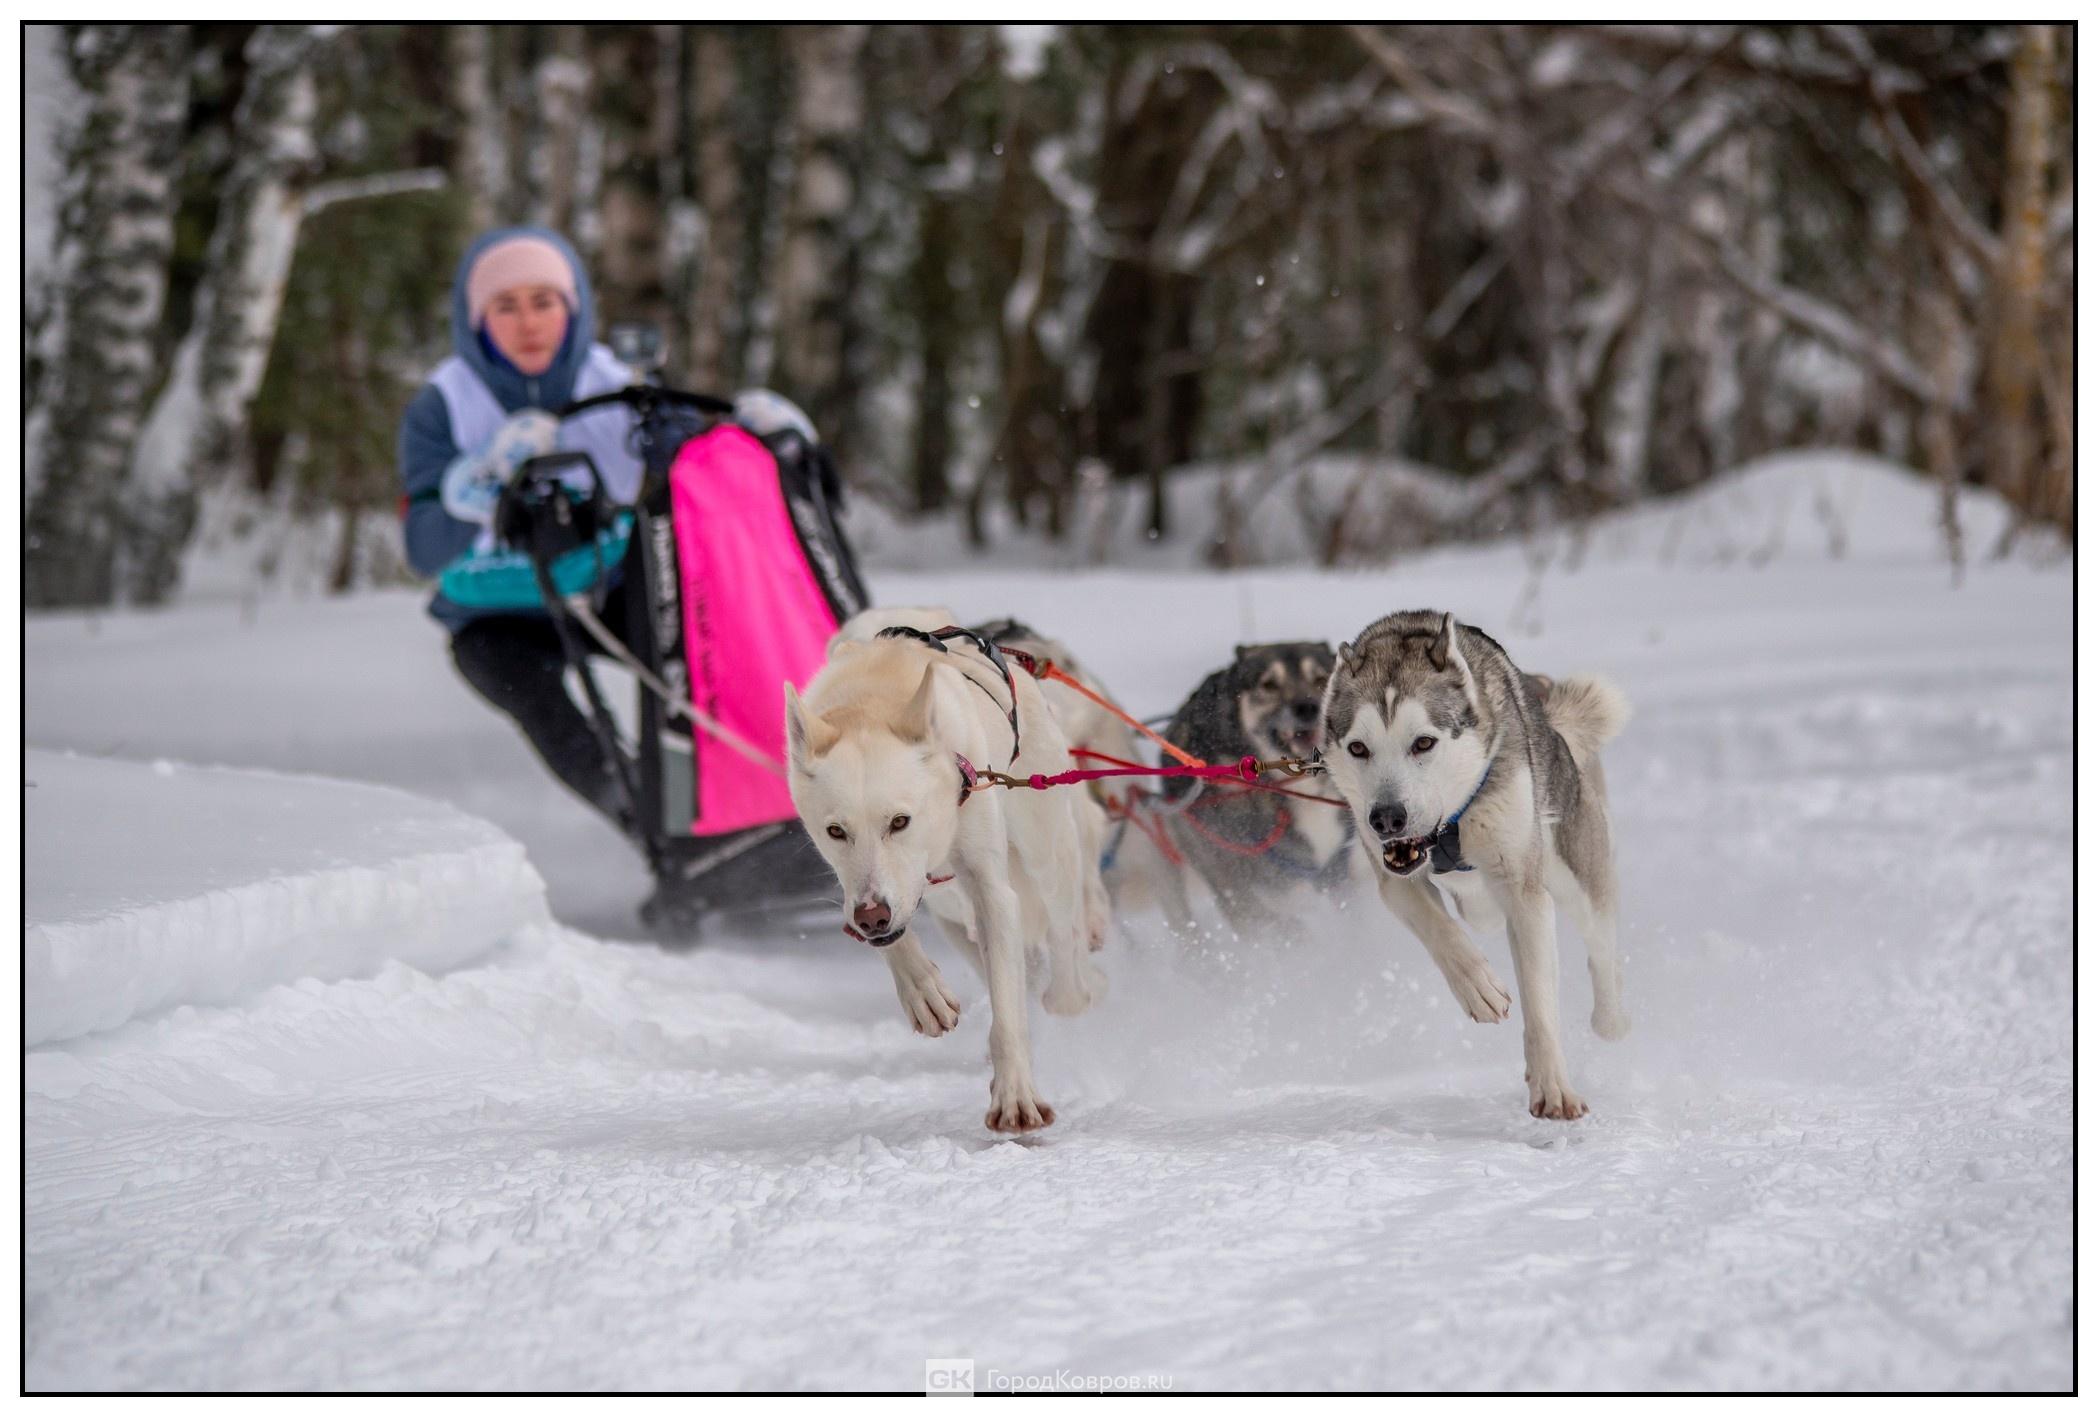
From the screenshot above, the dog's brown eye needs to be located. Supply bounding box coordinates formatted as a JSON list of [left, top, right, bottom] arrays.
[[1412, 736, 1436, 755], [888, 814, 910, 834], [1347, 741, 1369, 759], [826, 824, 847, 841]]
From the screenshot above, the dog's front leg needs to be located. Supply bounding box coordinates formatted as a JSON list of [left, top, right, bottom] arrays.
[[961, 823, 1054, 1133], [1498, 879, 1587, 1120], [1375, 873, 1511, 1023], [884, 931, 961, 1037]]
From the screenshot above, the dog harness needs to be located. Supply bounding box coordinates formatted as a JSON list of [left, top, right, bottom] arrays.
[[877, 624, 1023, 767]]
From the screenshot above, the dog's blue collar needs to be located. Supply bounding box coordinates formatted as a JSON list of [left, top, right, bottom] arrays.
[[1428, 732, 1500, 874]]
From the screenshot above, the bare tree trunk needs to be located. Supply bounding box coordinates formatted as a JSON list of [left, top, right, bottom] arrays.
[[985, 60, 1070, 535], [448, 24, 505, 229], [1531, 199, 1590, 503], [1989, 23, 2056, 553], [1692, 144, 1749, 480], [1142, 290, 1176, 544], [1084, 49, 1208, 513], [123, 24, 325, 605], [24, 24, 190, 610], [589, 26, 668, 330], [687, 26, 741, 388], [532, 26, 590, 235], [775, 24, 867, 444], [1921, 289, 1967, 580], [1603, 248, 1664, 504], [908, 191, 957, 513], [2037, 313, 2074, 539], [648, 25, 695, 370]]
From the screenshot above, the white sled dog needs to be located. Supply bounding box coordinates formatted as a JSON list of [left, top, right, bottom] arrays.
[[830, 606, 1149, 935], [786, 622, 1109, 1133], [1320, 611, 1631, 1120]]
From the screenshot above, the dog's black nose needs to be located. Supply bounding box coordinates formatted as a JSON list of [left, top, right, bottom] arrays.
[[1292, 700, 1320, 725], [1368, 802, 1408, 839], [853, 899, 892, 938]]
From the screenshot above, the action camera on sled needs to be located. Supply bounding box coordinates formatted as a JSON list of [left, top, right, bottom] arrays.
[[607, 320, 667, 379]]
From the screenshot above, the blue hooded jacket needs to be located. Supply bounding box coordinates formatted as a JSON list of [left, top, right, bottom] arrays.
[[398, 226, 606, 629]]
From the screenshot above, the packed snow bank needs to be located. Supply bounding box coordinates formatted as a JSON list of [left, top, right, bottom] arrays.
[[844, 447, 2053, 573], [1569, 450, 2034, 565], [25, 751, 548, 1046]]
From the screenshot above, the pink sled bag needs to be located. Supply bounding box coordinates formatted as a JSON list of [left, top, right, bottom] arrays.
[[669, 425, 844, 835]]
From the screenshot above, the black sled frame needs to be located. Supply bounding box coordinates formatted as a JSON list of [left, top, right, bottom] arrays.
[[507, 382, 870, 940]]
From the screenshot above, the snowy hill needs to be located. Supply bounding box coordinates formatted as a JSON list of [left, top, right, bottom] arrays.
[[24, 453, 2070, 1390]]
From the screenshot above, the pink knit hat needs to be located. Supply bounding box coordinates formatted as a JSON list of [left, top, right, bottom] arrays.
[[466, 235, 578, 326]]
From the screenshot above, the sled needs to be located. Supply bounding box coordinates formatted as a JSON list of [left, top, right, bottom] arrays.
[[506, 374, 869, 940]]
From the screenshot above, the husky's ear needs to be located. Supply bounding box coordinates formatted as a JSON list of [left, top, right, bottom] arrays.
[[785, 683, 839, 766], [1428, 612, 1470, 680], [893, 663, 939, 743], [1336, 638, 1362, 678]]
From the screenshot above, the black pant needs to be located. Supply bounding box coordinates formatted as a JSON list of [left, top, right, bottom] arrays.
[[450, 597, 642, 834]]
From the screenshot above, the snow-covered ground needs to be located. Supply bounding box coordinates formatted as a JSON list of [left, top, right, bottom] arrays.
[[24, 455, 2071, 1391]]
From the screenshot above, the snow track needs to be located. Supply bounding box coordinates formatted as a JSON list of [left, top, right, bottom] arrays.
[[24, 457, 2070, 1390]]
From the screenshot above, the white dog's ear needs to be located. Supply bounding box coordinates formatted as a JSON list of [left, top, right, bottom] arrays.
[[785, 682, 839, 766], [894, 663, 939, 743], [1429, 612, 1470, 680]]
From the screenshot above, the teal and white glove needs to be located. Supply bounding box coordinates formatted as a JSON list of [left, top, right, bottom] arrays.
[[439, 410, 560, 527]]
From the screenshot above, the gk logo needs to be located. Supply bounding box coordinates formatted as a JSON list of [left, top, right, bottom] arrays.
[[925, 1358, 975, 1395]]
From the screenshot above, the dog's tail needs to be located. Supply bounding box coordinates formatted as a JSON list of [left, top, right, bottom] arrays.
[[1543, 673, 1631, 761]]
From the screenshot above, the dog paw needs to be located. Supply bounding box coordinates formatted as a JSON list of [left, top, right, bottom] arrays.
[[1041, 958, 1107, 1017], [894, 970, 961, 1037], [1445, 955, 1512, 1023], [1041, 984, 1087, 1017], [1527, 1071, 1589, 1121], [1591, 1003, 1631, 1041], [985, 1076, 1056, 1133]]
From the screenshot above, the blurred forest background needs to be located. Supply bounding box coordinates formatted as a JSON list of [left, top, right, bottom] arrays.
[[21, 23, 2076, 608]]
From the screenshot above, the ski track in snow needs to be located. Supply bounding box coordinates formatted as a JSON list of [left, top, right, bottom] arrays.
[[24, 461, 2071, 1390]]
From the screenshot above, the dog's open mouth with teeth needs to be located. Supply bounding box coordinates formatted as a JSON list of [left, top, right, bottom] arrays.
[[1380, 835, 1432, 876], [843, 923, 906, 948]]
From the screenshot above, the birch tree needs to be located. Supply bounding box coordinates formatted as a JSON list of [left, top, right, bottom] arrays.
[[448, 24, 506, 229], [24, 24, 189, 609], [775, 24, 868, 448], [121, 24, 327, 604]]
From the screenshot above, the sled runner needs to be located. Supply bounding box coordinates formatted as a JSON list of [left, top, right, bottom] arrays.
[[505, 370, 869, 939]]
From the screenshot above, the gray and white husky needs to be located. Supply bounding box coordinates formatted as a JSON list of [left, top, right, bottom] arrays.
[[1156, 642, 1354, 939], [1319, 610, 1631, 1120]]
